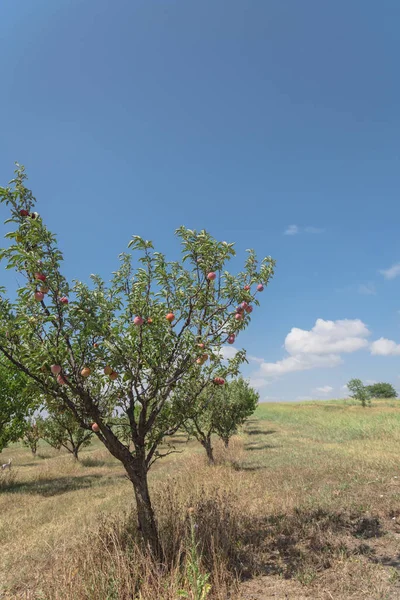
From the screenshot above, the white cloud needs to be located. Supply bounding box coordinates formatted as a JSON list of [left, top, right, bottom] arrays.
[[247, 355, 264, 364], [284, 224, 299, 236], [284, 225, 324, 236], [370, 337, 400, 356], [358, 282, 376, 296], [220, 346, 239, 360], [315, 385, 334, 394], [251, 318, 370, 381], [380, 263, 400, 280], [249, 377, 271, 390], [284, 318, 370, 356]]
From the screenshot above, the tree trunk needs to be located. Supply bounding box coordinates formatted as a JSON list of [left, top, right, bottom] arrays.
[[201, 436, 215, 464], [72, 446, 79, 461], [130, 463, 163, 560], [223, 438, 229, 449]]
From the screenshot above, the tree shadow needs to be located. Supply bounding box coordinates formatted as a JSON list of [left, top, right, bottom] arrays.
[[245, 429, 276, 436], [245, 443, 277, 451], [5, 473, 123, 497]]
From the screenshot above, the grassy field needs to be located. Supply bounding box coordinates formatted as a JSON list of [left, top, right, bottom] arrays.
[[1, 399, 400, 599]]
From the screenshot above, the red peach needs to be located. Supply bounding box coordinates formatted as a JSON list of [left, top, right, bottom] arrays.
[[57, 374, 67, 385], [109, 372, 118, 381], [257, 284, 264, 292], [35, 273, 46, 282], [60, 296, 69, 304], [92, 423, 100, 433], [34, 291, 44, 302], [227, 335, 235, 344], [244, 285, 251, 291], [19, 209, 29, 217], [166, 313, 175, 323], [134, 316, 144, 326], [81, 367, 91, 377], [245, 305, 253, 313], [51, 364, 62, 374], [197, 343, 205, 349], [235, 313, 243, 321], [207, 272, 216, 281]]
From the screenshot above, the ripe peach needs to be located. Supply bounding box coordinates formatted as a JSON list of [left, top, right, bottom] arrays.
[[19, 209, 29, 217], [196, 358, 203, 365], [207, 272, 216, 281], [197, 343, 205, 349], [245, 305, 253, 313], [35, 273, 46, 282], [235, 313, 243, 321], [244, 285, 251, 291], [51, 364, 62, 374], [227, 335, 235, 344], [134, 316, 144, 326], [60, 296, 69, 304], [57, 374, 67, 385], [109, 372, 118, 381], [166, 313, 175, 323], [92, 423, 100, 433], [34, 291, 44, 302], [104, 366, 113, 375], [81, 367, 91, 377], [147, 318, 153, 324], [257, 284, 264, 292]]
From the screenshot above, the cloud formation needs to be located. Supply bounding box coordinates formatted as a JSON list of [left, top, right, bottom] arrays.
[[252, 318, 370, 385], [380, 263, 400, 280], [284, 224, 299, 235], [284, 224, 324, 235], [315, 385, 334, 394], [370, 337, 400, 356]]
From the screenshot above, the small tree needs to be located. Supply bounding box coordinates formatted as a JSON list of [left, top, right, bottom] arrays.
[[22, 418, 41, 456], [40, 411, 93, 460], [185, 378, 259, 462], [0, 166, 275, 557], [366, 382, 397, 399], [347, 378, 371, 407]]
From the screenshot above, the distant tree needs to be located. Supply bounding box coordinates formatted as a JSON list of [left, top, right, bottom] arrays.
[[366, 382, 397, 399], [347, 378, 371, 407], [0, 359, 35, 452], [22, 418, 41, 456], [40, 410, 93, 460], [184, 378, 259, 463]]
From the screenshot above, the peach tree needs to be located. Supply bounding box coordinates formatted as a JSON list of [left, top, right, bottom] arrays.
[[0, 166, 275, 557], [184, 377, 259, 463]]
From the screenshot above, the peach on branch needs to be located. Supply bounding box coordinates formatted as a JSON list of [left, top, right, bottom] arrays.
[[34, 291, 44, 302], [51, 364, 62, 374], [81, 367, 91, 377], [92, 423, 100, 433], [166, 313, 175, 323], [104, 366, 113, 375], [134, 316, 144, 326]]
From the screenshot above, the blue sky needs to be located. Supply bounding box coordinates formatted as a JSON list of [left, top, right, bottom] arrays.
[[1, 0, 400, 400]]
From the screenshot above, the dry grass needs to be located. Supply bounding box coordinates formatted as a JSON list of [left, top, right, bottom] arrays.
[[1, 399, 400, 599]]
